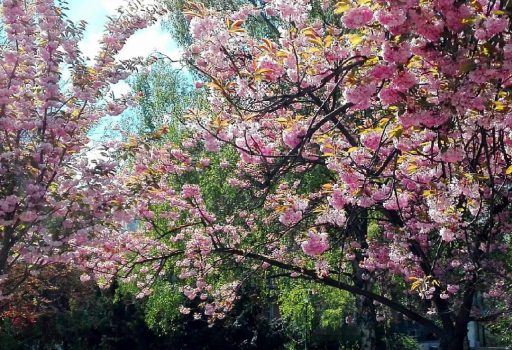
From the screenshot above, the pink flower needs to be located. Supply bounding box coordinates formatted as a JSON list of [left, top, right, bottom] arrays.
[[316, 208, 346, 226], [350, 241, 361, 249], [361, 131, 382, 150], [204, 133, 221, 152], [447, 284, 459, 294], [301, 231, 330, 256], [383, 192, 410, 210], [451, 260, 461, 268], [283, 126, 306, 149], [182, 184, 201, 198], [256, 58, 284, 82], [19, 210, 37, 222], [265, 7, 278, 16], [79, 274, 91, 282], [266, 0, 310, 24], [488, 289, 501, 298], [200, 158, 211, 167], [379, 86, 402, 105], [179, 306, 191, 314], [416, 21, 444, 41], [330, 188, 346, 210], [383, 42, 411, 64], [504, 43, 512, 59], [189, 16, 220, 40], [440, 292, 450, 299], [392, 71, 417, 91], [342, 7, 373, 29], [440, 148, 463, 163], [369, 64, 396, 80], [279, 208, 303, 226], [375, 8, 407, 29], [440, 228, 455, 242], [476, 17, 509, 41], [183, 287, 197, 300], [204, 303, 216, 316], [344, 83, 376, 110], [315, 259, 330, 277]]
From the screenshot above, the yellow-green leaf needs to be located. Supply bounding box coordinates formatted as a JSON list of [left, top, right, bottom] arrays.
[[276, 51, 288, 58], [255, 67, 273, 75], [461, 16, 476, 24], [324, 35, 334, 48], [422, 190, 435, 198], [347, 33, 364, 46], [302, 27, 317, 38], [480, 43, 493, 57], [407, 163, 418, 174], [207, 81, 223, 90], [411, 280, 421, 291], [322, 183, 333, 192], [492, 100, 508, 112], [378, 117, 391, 127], [492, 9, 508, 15], [363, 56, 379, 67], [388, 125, 403, 139], [308, 37, 324, 47], [334, 1, 351, 14]]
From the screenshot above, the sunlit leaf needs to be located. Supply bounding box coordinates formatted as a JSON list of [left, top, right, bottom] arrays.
[[334, 1, 351, 14]]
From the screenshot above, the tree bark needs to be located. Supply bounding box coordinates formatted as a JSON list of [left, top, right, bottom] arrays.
[[356, 292, 378, 350], [348, 206, 381, 350], [439, 329, 467, 350], [0, 225, 14, 275]]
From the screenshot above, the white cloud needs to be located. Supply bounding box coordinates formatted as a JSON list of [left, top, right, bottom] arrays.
[[79, 24, 180, 63], [69, 0, 179, 61], [99, 0, 127, 14], [117, 24, 182, 61], [99, 0, 162, 15], [85, 145, 110, 163], [110, 81, 132, 97], [79, 32, 104, 60]]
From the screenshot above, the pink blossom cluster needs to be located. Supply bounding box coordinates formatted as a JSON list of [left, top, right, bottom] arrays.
[[0, 0, 162, 300], [342, 7, 374, 29], [301, 231, 330, 256], [97, 0, 512, 334]]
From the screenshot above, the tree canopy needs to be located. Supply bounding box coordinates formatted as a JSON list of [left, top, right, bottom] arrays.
[[2, 1, 512, 349]]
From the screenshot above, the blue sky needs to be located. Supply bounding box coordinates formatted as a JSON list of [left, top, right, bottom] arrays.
[[66, 0, 181, 95], [65, 0, 179, 59], [64, 0, 182, 140]]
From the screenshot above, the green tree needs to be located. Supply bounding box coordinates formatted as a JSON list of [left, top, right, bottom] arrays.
[[130, 61, 193, 134]]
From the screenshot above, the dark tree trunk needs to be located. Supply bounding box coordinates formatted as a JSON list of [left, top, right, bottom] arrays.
[[0, 226, 13, 275], [356, 293, 378, 350], [437, 284, 474, 350], [348, 206, 381, 350], [439, 330, 467, 350]]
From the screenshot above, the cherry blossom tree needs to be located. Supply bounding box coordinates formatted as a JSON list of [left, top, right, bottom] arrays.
[[111, 0, 512, 349], [0, 0, 163, 301]]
